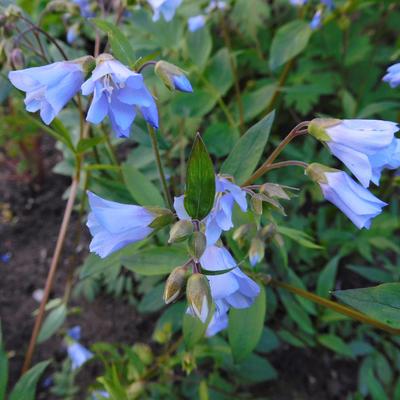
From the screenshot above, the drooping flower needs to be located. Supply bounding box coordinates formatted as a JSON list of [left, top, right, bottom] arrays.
[[154, 61, 193, 93], [72, 0, 94, 18], [248, 237, 264, 267], [147, 0, 182, 22], [81, 54, 158, 138], [188, 15, 206, 32], [174, 176, 248, 245], [383, 63, 400, 88], [308, 118, 400, 187], [67, 23, 79, 44], [87, 191, 172, 258], [67, 326, 81, 341], [205, 0, 227, 13], [8, 61, 85, 124], [199, 245, 260, 336], [306, 163, 387, 229], [67, 342, 93, 370], [310, 9, 322, 30]]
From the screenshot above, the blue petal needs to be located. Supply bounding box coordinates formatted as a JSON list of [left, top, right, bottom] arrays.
[[172, 74, 193, 93]]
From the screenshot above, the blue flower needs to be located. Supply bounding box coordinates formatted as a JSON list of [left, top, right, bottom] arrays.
[[67, 326, 81, 341], [199, 245, 260, 336], [67, 24, 79, 44], [87, 191, 155, 258], [72, 0, 94, 17], [92, 391, 110, 400], [172, 74, 193, 92], [205, 0, 227, 13], [67, 342, 93, 370], [188, 15, 206, 32], [321, 0, 334, 9], [290, 0, 307, 6], [174, 176, 247, 245], [147, 0, 182, 22], [383, 63, 400, 88], [310, 10, 322, 30], [81, 54, 158, 138], [308, 165, 387, 229], [309, 118, 400, 187], [8, 61, 84, 125]]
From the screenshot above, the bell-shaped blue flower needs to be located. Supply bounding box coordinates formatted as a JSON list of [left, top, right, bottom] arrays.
[[310, 10, 322, 30], [67, 326, 81, 341], [309, 118, 400, 187], [174, 176, 248, 246], [87, 191, 155, 258], [383, 63, 400, 88], [8, 61, 84, 125], [67, 342, 93, 370], [199, 245, 260, 336], [307, 164, 387, 229], [188, 15, 206, 32], [92, 391, 110, 400], [147, 0, 182, 22], [81, 54, 158, 138], [73, 0, 94, 18]]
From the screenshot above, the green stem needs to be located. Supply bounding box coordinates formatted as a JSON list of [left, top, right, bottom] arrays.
[[266, 276, 400, 335], [148, 124, 173, 210], [242, 122, 309, 186]]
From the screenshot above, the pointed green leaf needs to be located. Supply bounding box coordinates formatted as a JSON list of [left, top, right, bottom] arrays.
[[269, 20, 312, 71], [92, 19, 136, 66], [183, 313, 207, 349], [334, 283, 400, 328], [187, 27, 212, 70], [228, 284, 266, 362], [220, 111, 275, 184], [184, 134, 215, 220], [9, 360, 51, 400], [37, 304, 67, 344], [317, 334, 354, 358]]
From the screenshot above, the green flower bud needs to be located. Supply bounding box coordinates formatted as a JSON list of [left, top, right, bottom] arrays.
[[186, 273, 212, 323], [305, 163, 338, 184], [155, 60, 193, 93], [148, 207, 175, 229], [187, 231, 207, 260], [10, 48, 24, 70], [232, 224, 252, 242], [308, 118, 341, 141], [163, 266, 188, 304], [251, 195, 263, 215], [133, 343, 153, 365], [249, 237, 265, 266], [168, 220, 193, 243]]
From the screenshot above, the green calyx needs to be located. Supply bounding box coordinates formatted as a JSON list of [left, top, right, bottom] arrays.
[[308, 118, 341, 141], [305, 163, 339, 184], [154, 60, 185, 91], [148, 207, 176, 229], [73, 55, 96, 74]]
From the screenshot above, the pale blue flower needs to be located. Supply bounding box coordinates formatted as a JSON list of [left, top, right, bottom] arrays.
[[87, 191, 155, 258], [290, 0, 307, 5], [73, 0, 94, 17], [8, 61, 84, 124], [67, 24, 79, 44], [172, 74, 193, 92], [319, 171, 387, 229], [322, 119, 399, 187], [92, 391, 110, 400], [67, 342, 93, 370], [147, 0, 182, 22], [67, 326, 81, 341], [81, 55, 158, 138], [174, 176, 247, 245], [310, 10, 322, 30], [383, 63, 400, 88], [188, 15, 206, 32], [205, 0, 227, 13], [321, 0, 334, 9], [199, 245, 260, 336]]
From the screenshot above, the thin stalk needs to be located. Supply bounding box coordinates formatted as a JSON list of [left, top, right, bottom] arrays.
[[242, 122, 309, 186], [137, 60, 157, 73], [148, 124, 173, 210], [253, 160, 308, 174], [268, 277, 400, 335]]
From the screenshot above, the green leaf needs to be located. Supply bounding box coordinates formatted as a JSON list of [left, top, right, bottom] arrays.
[[76, 136, 105, 154], [92, 19, 136, 66], [220, 111, 275, 184], [205, 48, 234, 96], [121, 162, 164, 207], [137, 283, 165, 313], [9, 360, 51, 400], [37, 304, 67, 344], [334, 283, 400, 328], [232, 353, 277, 383], [187, 27, 212, 70], [346, 265, 393, 284], [228, 284, 266, 362], [183, 313, 207, 348], [278, 226, 323, 250], [316, 255, 341, 297], [184, 134, 215, 220], [317, 334, 353, 358], [269, 20, 312, 71], [122, 246, 188, 276]]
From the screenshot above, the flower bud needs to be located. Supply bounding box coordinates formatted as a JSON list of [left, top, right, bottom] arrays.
[[261, 223, 277, 239], [251, 195, 263, 215], [232, 224, 251, 242], [308, 118, 341, 141], [305, 162, 338, 184], [249, 237, 264, 266], [133, 343, 153, 365], [168, 220, 193, 243], [187, 231, 207, 260], [10, 48, 24, 70], [186, 273, 212, 323], [182, 351, 197, 375], [163, 266, 187, 304], [148, 207, 175, 229], [127, 381, 145, 399], [155, 60, 193, 93]]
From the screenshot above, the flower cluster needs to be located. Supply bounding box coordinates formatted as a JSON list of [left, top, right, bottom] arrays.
[[8, 53, 191, 138]]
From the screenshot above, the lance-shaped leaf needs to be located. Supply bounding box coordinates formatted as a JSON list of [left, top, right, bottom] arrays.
[[184, 134, 215, 220], [334, 283, 400, 328]]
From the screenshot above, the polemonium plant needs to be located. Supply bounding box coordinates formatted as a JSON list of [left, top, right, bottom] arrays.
[[147, 0, 182, 22], [8, 59, 87, 124], [81, 54, 158, 138], [308, 118, 400, 187], [306, 163, 387, 229]]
